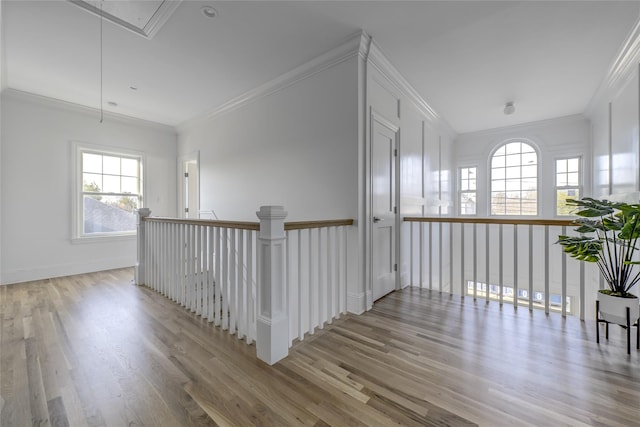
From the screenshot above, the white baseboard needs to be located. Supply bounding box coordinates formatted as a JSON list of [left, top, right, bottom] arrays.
[[1, 257, 134, 285]]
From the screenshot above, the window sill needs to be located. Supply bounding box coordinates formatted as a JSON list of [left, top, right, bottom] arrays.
[[71, 233, 136, 245]]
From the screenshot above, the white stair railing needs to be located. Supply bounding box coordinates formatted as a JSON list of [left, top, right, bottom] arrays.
[[136, 206, 353, 364], [404, 217, 597, 320]]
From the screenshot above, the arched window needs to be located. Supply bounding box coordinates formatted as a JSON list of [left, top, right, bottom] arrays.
[[490, 141, 538, 215]]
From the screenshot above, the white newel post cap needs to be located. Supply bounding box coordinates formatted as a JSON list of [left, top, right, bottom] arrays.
[[256, 206, 288, 237], [137, 208, 151, 221]]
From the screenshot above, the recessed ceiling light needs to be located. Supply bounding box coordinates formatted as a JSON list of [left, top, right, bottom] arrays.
[[107, 101, 118, 107], [504, 101, 515, 115], [201, 6, 217, 19]]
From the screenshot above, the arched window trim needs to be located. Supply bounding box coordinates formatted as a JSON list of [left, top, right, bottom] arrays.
[[488, 138, 540, 217]]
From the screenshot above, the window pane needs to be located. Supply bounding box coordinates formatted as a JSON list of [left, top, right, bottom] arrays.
[[521, 165, 536, 178], [492, 155, 505, 168], [521, 143, 535, 153], [103, 156, 121, 175], [557, 173, 567, 186], [469, 179, 476, 190], [567, 172, 579, 186], [460, 168, 468, 180], [492, 180, 506, 191], [492, 167, 505, 180], [521, 178, 537, 190], [568, 158, 579, 172], [505, 153, 521, 167], [460, 193, 476, 215], [506, 179, 521, 191], [83, 195, 138, 234], [506, 166, 521, 179], [83, 153, 102, 173], [103, 175, 120, 193], [83, 173, 102, 191], [122, 177, 139, 194], [557, 189, 579, 216], [556, 159, 567, 173], [121, 158, 139, 177], [522, 152, 537, 165], [505, 142, 521, 154]]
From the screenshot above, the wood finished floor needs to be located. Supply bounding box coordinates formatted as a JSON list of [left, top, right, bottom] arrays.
[[2, 268, 640, 426]]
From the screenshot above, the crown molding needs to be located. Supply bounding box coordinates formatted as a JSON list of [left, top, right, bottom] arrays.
[[585, 16, 640, 117], [176, 31, 367, 133], [365, 39, 456, 139], [2, 88, 176, 133]]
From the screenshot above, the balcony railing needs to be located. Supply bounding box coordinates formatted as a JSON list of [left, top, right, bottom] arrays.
[[135, 206, 353, 365], [403, 216, 599, 320]]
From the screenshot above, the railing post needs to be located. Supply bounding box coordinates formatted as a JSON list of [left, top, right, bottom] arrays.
[[135, 208, 151, 286], [256, 205, 289, 365]]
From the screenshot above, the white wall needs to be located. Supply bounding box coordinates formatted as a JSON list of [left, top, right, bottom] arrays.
[[1, 90, 177, 284], [178, 58, 358, 222], [454, 115, 591, 218], [590, 70, 640, 196], [365, 52, 455, 294]]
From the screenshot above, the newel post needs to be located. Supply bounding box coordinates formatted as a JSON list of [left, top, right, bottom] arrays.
[[135, 208, 151, 286], [256, 205, 289, 365]]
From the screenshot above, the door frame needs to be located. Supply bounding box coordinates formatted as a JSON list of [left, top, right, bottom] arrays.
[[178, 151, 199, 219], [367, 109, 401, 308]]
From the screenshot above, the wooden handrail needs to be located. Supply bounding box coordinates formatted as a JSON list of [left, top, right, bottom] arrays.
[[144, 216, 260, 230], [143, 216, 354, 231], [403, 216, 575, 227], [285, 219, 354, 230]]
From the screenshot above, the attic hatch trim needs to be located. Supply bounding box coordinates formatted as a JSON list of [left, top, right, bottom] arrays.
[[68, 0, 182, 39]]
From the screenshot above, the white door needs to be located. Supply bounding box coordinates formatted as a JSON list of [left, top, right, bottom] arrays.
[[371, 117, 398, 301], [180, 159, 199, 219]]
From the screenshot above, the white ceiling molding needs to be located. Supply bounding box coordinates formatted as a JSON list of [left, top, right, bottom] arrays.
[[68, 0, 182, 39], [585, 16, 640, 117], [176, 30, 367, 133], [3, 88, 176, 133], [366, 38, 456, 139]]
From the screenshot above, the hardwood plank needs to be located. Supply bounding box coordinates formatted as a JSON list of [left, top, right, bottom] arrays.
[[3, 268, 640, 426]]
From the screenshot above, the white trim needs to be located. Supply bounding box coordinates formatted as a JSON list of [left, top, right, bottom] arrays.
[[178, 151, 200, 219], [585, 16, 640, 117], [176, 31, 369, 132], [2, 89, 176, 133], [366, 39, 456, 139], [71, 141, 146, 240], [1, 257, 135, 286]]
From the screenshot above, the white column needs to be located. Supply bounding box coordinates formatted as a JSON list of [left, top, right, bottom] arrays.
[[135, 208, 151, 285], [256, 205, 288, 365]]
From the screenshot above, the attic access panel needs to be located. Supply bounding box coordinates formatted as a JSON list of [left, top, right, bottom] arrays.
[[69, 0, 182, 39]]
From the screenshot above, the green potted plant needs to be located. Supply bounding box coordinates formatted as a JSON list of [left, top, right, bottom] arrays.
[[557, 197, 640, 327]]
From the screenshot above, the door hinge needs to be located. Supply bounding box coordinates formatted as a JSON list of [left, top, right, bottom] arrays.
[[185, 208, 189, 213], [394, 148, 398, 157], [394, 206, 397, 214], [394, 263, 398, 272], [184, 172, 189, 178]]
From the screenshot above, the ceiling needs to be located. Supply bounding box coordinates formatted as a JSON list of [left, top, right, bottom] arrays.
[[3, 1, 640, 134]]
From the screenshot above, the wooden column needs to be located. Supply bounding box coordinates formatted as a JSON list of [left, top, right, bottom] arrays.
[[256, 205, 289, 365], [135, 208, 151, 286]]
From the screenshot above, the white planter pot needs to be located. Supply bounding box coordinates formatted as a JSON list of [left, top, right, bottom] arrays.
[[597, 291, 640, 326]]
